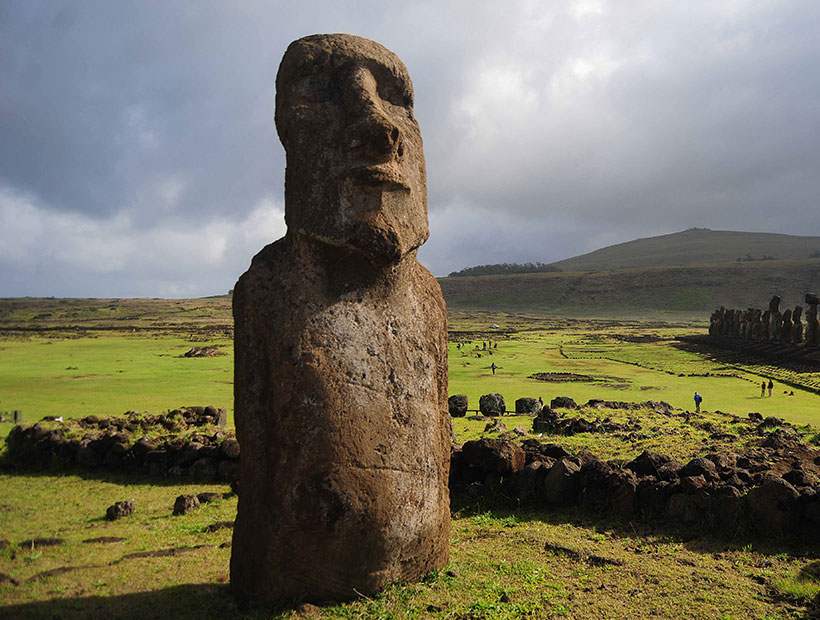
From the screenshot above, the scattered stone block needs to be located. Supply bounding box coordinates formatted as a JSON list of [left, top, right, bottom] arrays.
[[173, 494, 200, 516], [106, 500, 135, 521]]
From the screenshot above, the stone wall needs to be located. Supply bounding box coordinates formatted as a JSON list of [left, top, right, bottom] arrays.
[[2, 407, 239, 483]]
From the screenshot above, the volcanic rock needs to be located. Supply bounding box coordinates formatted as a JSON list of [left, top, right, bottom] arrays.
[[230, 34, 450, 604]]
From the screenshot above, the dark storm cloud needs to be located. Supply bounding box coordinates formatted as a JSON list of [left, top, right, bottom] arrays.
[[1, 1, 819, 296]]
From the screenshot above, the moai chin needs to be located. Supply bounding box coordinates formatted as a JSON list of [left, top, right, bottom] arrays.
[[230, 34, 450, 603]]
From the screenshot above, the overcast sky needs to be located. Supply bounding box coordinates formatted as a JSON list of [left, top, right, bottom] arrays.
[[2, 1, 819, 297]]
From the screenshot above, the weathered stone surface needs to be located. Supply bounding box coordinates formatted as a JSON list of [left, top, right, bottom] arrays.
[[514, 398, 541, 414], [231, 34, 450, 604], [105, 500, 135, 520], [448, 395, 468, 417], [479, 393, 505, 416], [461, 438, 525, 475], [173, 494, 200, 516], [219, 438, 240, 460], [746, 477, 799, 533], [543, 458, 581, 504], [550, 396, 578, 410]]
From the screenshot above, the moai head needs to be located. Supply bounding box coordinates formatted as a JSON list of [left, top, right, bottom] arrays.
[[794, 306, 803, 322], [275, 34, 428, 265], [769, 296, 781, 314]]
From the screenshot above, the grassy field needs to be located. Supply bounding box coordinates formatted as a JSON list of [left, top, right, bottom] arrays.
[[4, 299, 820, 618], [0, 333, 234, 435], [1, 473, 819, 619], [2, 304, 820, 437]]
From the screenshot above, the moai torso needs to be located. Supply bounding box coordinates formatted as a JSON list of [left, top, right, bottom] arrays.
[[806, 294, 820, 347], [792, 306, 804, 344], [769, 296, 782, 341], [780, 309, 793, 344]]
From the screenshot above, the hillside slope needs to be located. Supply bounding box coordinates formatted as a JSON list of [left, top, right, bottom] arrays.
[[439, 258, 820, 315], [550, 229, 820, 272]]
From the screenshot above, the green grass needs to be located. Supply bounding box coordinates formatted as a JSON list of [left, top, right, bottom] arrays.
[[0, 475, 814, 619], [0, 333, 234, 439], [447, 313, 820, 429], [3, 301, 820, 617]]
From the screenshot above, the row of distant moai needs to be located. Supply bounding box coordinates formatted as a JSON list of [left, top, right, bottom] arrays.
[[709, 294, 820, 346]]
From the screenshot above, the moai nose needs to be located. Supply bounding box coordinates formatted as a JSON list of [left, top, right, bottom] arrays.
[[344, 67, 402, 161]]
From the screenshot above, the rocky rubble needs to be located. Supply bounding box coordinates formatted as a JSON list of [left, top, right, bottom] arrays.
[[450, 428, 820, 538], [2, 407, 238, 483]]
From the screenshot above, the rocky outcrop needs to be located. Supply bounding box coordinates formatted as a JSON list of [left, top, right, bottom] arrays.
[[449, 430, 820, 539], [3, 408, 238, 482]]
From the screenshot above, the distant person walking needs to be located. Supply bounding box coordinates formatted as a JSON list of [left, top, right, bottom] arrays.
[[768, 379, 774, 397], [693, 392, 703, 413], [490, 362, 498, 375], [761, 381, 766, 397]]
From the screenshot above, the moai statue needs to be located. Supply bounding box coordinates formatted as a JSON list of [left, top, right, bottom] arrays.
[[231, 34, 450, 603], [761, 310, 771, 340], [751, 308, 763, 340], [730, 309, 741, 338], [806, 293, 820, 347], [769, 296, 782, 341], [709, 308, 722, 336], [792, 305, 804, 344], [742, 308, 755, 339], [780, 309, 793, 344]]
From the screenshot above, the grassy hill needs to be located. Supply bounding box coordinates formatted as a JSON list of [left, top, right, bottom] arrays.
[[439, 258, 820, 315], [549, 228, 820, 272]]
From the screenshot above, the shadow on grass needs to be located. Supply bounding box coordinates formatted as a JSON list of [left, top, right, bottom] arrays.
[[452, 493, 820, 561], [0, 465, 233, 488], [0, 583, 302, 620]]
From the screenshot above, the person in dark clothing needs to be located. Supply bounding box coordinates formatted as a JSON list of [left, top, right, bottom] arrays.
[[768, 379, 774, 397], [694, 392, 703, 413], [490, 362, 497, 374], [761, 381, 766, 397]]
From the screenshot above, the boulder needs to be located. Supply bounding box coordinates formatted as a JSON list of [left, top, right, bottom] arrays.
[[479, 393, 506, 416], [625, 450, 671, 478], [106, 500, 135, 521], [532, 407, 560, 434], [550, 396, 578, 410], [448, 395, 468, 417], [461, 438, 526, 475], [173, 494, 200, 516], [219, 438, 241, 460], [746, 477, 800, 533], [514, 398, 541, 414], [543, 458, 581, 505], [681, 457, 718, 480]]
